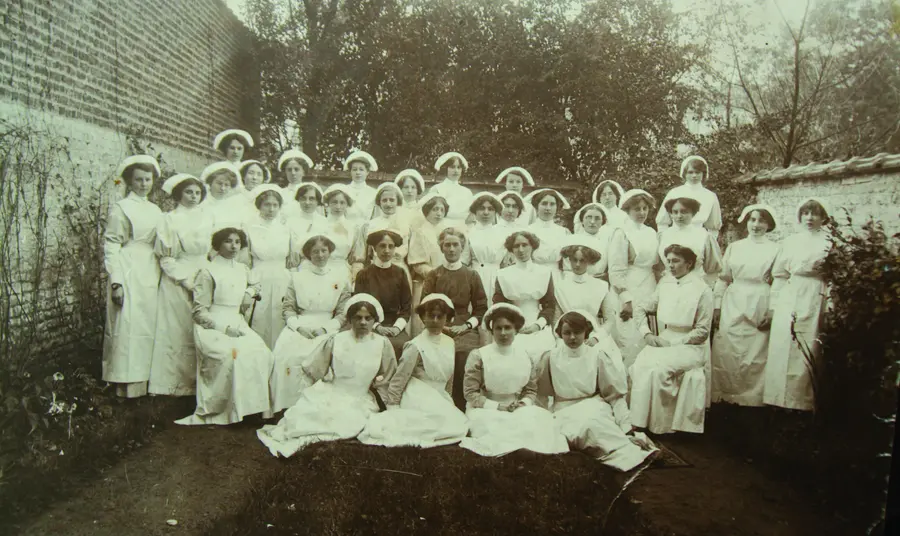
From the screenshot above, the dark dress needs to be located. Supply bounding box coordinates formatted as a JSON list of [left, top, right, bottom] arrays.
[[355, 263, 413, 356]]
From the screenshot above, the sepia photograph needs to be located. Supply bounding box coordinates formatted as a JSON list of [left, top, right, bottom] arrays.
[[0, 0, 897, 534]]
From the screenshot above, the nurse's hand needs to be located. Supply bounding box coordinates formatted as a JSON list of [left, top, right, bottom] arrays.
[[111, 285, 124, 306], [447, 325, 468, 336], [294, 326, 315, 339], [619, 302, 633, 321], [519, 323, 540, 335], [225, 326, 242, 338], [644, 334, 669, 347]]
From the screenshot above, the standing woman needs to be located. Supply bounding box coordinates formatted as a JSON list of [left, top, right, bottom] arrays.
[[287, 183, 327, 268], [656, 156, 723, 239], [422, 228, 489, 410], [407, 193, 451, 336], [629, 244, 713, 434], [460, 303, 569, 457], [269, 235, 352, 413], [240, 160, 271, 200], [430, 152, 473, 229], [277, 149, 315, 221], [350, 182, 410, 278], [525, 189, 571, 266], [394, 169, 426, 225], [764, 198, 832, 411], [321, 184, 359, 276], [496, 167, 535, 225], [467, 192, 507, 307], [243, 184, 292, 349], [496, 191, 526, 234], [492, 231, 557, 362], [711, 204, 780, 407], [592, 180, 628, 228], [257, 294, 398, 458], [607, 190, 659, 367], [343, 150, 378, 224], [176, 227, 273, 425], [149, 173, 211, 396], [103, 155, 163, 398], [572, 203, 612, 276], [657, 195, 722, 287], [200, 161, 246, 233], [213, 129, 254, 165]]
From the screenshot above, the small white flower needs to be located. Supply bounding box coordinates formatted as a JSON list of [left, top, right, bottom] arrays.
[[166, 519, 178, 526], [52, 372, 65, 381]]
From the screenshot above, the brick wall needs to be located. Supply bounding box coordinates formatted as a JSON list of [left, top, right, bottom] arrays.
[[0, 0, 259, 157], [737, 154, 900, 241]]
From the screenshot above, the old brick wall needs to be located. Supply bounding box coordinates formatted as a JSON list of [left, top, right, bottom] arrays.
[[737, 155, 900, 241]]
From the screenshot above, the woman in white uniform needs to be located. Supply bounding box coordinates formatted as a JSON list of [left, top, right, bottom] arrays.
[[467, 192, 507, 307], [213, 129, 253, 164], [407, 193, 452, 337], [394, 169, 426, 229], [257, 294, 398, 458], [657, 195, 722, 288], [497, 191, 526, 233], [343, 150, 378, 224], [287, 183, 327, 268], [629, 244, 713, 434], [496, 166, 536, 225], [277, 149, 315, 221], [525, 189, 571, 266], [177, 227, 273, 425], [592, 179, 628, 228], [764, 198, 832, 411], [460, 303, 569, 457], [200, 161, 246, 233], [572, 203, 613, 277], [350, 182, 411, 276], [269, 235, 352, 413], [656, 155, 723, 239], [321, 184, 359, 276], [429, 152, 473, 229], [102, 155, 163, 398], [239, 160, 271, 199], [711, 204, 780, 407], [149, 173, 211, 396]]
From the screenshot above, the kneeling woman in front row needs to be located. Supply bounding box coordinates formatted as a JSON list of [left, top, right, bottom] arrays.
[[359, 294, 469, 448], [257, 294, 397, 458], [629, 244, 713, 434], [538, 311, 657, 472], [459, 303, 569, 457], [177, 228, 274, 426]]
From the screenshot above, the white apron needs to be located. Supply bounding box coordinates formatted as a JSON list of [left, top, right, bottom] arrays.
[[551, 270, 623, 365], [468, 223, 508, 307], [610, 223, 658, 366], [430, 179, 474, 229], [528, 219, 570, 266], [244, 215, 291, 348], [496, 263, 556, 360]]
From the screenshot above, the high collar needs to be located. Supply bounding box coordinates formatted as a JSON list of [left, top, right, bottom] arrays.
[[442, 260, 463, 271], [309, 263, 330, 275], [349, 180, 370, 190], [372, 257, 393, 269], [514, 259, 532, 270], [748, 233, 769, 243], [562, 343, 586, 358], [126, 192, 149, 202], [569, 272, 588, 283], [212, 255, 238, 267], [440, 178, 461, 186], [474, 221, 494, 230]]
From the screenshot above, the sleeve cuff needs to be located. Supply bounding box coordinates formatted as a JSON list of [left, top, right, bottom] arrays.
[[536, 317, 547, 329], [466, 317, 479, 329], [110, 275, 124, 286], [484, 399, 499, 410], [393, 318, 408, 331], [520, 398, 533, 406]]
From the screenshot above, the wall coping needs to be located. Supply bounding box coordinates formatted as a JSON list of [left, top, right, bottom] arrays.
[[735, 153, 900, 184], [305, 170, 581, 194]]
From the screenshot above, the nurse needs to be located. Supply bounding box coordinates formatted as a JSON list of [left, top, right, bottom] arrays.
[[213, 129, 254, 164], [429, 152, 474, 229], [495, 166, 536, 225]]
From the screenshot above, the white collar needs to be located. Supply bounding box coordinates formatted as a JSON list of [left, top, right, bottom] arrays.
[[372, 257, 393, 269], [310, 264, 330, 275], [349, 180, 370, 189], [212, 255, 238, 267], [562, 344, 586, 358], [442, 260, 463, 271], [570, 272, 588, 283], [126, 192, 150, 202], [514, 260, 532, 270]]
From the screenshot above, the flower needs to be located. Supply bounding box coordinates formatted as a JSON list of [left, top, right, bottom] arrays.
[[52, 372, 65, 381], [232, 348, 238, 360]]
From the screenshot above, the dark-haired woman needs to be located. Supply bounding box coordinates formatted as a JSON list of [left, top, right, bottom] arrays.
[[492, 231, 556, 361], [394, 169, 425, 226], [177, 227, 273, 425], [213, 129, 254, 164], [711, 204, 780, 407], [103, 155, 163, 398], [200, 162, 246, 234], [608, 190, 659, 366], [355, 228, 413, 356], [430, 152, 473, 229], [321, 184, 359, 275], [258, 294, 397, 458], [538, 310, 657, 471], [344, 151, 379, 225], [149, 173, 211, 396], [526, 188, 571, 266], [496, 167, 536, 225], [592, 180, 628, 228], [467, 192, 507, 307], [657, 195, 722, 287], [287, 183, 327, 267], [278, 149, 315, 203], [460, 303, 569, 457], [359, 294, 469, 448], [629, 244, 713, 434], [764, 198, 832, 411], [656, 156, 723, 239], [244, 185, 292, 349], [269, 234, 352, 413], [350, 182, 411, 279], [496, 191, 526, 234]]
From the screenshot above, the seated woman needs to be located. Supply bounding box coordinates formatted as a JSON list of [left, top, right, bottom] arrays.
[[354, 228, 413, 356], [422, 228, 488, 410], [538, 311, 657, 471], [629, 244, 713, 434], [176, 227, 274, 425], [269, 235, 352, 413], [657, 195, 722, 288], [492, 231, 556, 362], [257, 294, 397, 458], [358, 294, 469, 448], [459, 303, 569, 457]]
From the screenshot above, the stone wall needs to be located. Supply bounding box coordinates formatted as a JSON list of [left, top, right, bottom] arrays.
[[737, 154, 900, 241]]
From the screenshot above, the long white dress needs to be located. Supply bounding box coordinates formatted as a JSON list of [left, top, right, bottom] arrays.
[[629, 272, 713, 434], [243, 214, 291, 349], [656, 183, 723, 239], [430, 179, 473, 229], [320, 214, 358, 277], [257, 331, 397, 458], [201, 192, 246, 232], [711, 237, 779, 406], [345, 181, 377, 225], [407, 218, 447, 337], [764, 229, 830, 411], [539, 344, 656, 471], [551, 270, 622, 363], [468, 222, 508, 307], [602, 205, 629, 228], [102, 193, 162, 398], [149, 205, 211, 396], [528, 218, 571, 266], [657, 223, 722, 288], [493, 262, 557, 361], [359, 332, 469, 447], [269, 266, 352, 413], [573, 226, 614, 276], [176, 257, 274, 425], [607, 220, 659, 367], [460, 343, 569, 457], [287, 210, 328, 268]]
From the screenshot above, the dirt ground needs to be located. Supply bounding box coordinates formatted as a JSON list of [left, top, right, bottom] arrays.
[[10, 410, 874, 536]]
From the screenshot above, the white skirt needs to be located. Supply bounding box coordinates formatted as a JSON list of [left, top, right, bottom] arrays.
[[459, 405, 569, 457]]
